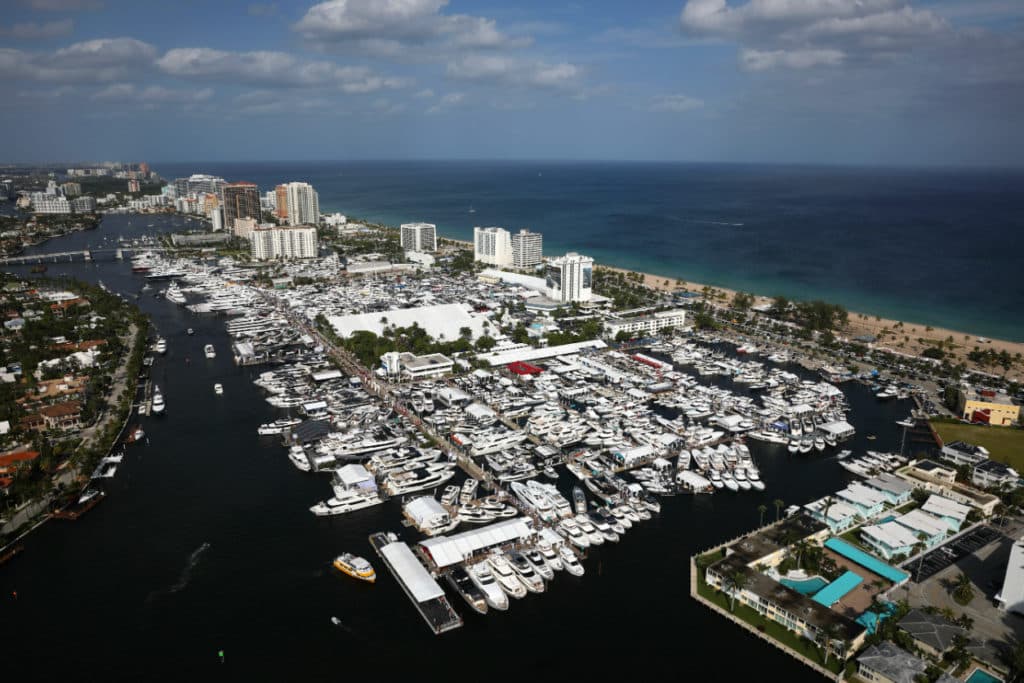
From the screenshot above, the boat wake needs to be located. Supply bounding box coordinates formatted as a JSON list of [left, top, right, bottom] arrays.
[[145, 542, 210, 604]]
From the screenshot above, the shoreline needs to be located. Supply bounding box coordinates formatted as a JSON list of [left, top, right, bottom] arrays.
[[432, 234, 1022, 379]]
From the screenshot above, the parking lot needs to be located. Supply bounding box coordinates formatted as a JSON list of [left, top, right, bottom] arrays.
[[905, 525, 1004, 583]]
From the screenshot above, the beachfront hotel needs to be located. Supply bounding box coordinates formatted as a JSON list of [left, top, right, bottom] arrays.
[[473, 226, 513, 266], [545, 252, 594, 303], [511, 228, 543, 267], [400, 222, 437, 253]]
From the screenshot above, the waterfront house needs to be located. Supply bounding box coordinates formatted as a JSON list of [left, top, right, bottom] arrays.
[[803, 498, 859, 533], [836, 483, 888, 520], [39, 400, 82, 432], [893, 509, 948, 548], [940, 441, 990, 467], [860, 522, 920, 560], [860, 473, 913, 506], [896, 609, 966, 658], [972, 460, 1019, 490], [921, 495, 971, 532]]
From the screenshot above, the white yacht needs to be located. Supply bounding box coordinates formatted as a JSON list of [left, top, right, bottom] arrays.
[[459, 478, 479, 505], [310, 489, 384, 516], [154, 338, 167, 355], [204, 344, 216, 359], [469, 563, 510, 611], [559, 546, 585, 576], [288, 446, 311, 472], [213, 383, 223, 395], [538, 544, 564, 572], [487, 554, 528, 599], [151, 386, 165, 414], [506, 551, 545, 593]]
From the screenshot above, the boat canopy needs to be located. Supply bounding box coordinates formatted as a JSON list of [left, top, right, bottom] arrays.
[[420, 518, 534, 569], [379, 541, 445, 603]]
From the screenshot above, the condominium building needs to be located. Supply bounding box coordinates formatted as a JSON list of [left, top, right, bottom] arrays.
[[60, 182, 81, 197], [283, 182, 319, 226], [127, 179, 140, 193], [210, 207, 224, 232], [274, 184, 288, 221], [250, 225, 318, 260], [605, 308, 686, 338], [222, 182, 261, 233], [400, 222, 437, 253], [233, 217, 258, 240], [473, 226, 512, 266], [511, 228, 543, 268], [545, 252, 594, 303], [71, 196, 97, 213], [33, 196, 71, 214]]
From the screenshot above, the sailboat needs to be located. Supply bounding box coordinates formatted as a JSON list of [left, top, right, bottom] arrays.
[[468, 205, 476, 214]]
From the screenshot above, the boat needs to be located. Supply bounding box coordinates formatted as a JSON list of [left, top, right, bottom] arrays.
[[331, 617, 341, 626], [572, 486, 587, 515], [186, 328, 194, 336], [538, 544, 564, 572], [213, 383, 223, 395], [441, 484, 460, 507], [468, 563, 509, 611], [559, 546, 585, 576], [487, 553, 528, 599], [332, 553, 376, 583], [151, 386, 165, 414], [288, 446, 311, 472], [154, 338, 167, 355], [446, 566, 488, 614], [506, 551, 545, 593], [525, 548, 555, 580], [126, 425, 145, 443], [310, 489, 385, 516], [459, 478, 479, 505], [204, 344, 216, 359]]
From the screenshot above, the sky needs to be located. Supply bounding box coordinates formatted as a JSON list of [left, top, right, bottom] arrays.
[[1, 0, 1022, 166]]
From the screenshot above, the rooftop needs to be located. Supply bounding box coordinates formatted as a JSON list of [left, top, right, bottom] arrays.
[[897, 609, 966, 653], [857, 642, 926, 683]]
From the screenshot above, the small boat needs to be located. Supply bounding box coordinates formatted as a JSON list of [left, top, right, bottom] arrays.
[[330, 617, 341, 626], [151, 386, 165, 414], [332, 553, 376, 583], [154, 338, 167, 355], [204, 344, 216, 359], [213, 383, 223, 395], [187, 328, 194, 336]]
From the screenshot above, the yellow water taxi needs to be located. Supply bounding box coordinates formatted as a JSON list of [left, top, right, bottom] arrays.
[[333, 553, 376, 583]]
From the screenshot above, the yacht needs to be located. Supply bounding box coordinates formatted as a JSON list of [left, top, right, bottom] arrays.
[[332, 553, 376, 583], [525, 549, 555, 580], [538, 544, 564, 572], [154, 338, 167, 355], [506, 551, 545, 593], [204, 344, 216, 359], [487, 554, 528, 599], [557, 518, 590, 549], [382, 466, 456, 495], [213, 383, 223, 395], [446, 566, 488, 615], [288, 446, 311, 472], [459, 478, 479, 505], [310, 490, 385, 516], [468, 563, 509, 611], [151, 386, 165, 414], [813, 437, 826, 452], [186, 328, 194, 336], [559, 546, 585, 576], [257, 417, 301, 435], [441, 484, 460, 507]]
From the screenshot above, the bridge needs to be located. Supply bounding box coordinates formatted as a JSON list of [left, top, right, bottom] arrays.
[[0, 246, 171, 265]]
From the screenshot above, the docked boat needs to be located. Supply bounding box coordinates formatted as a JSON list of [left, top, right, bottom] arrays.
[[204, 344, 216, 359], [213, 383, 223, 395], [559, 546, 585, 576], [310, 490, 384, 516], [151, 386, 165, 414], [487, 553, 528, 599], [288, 446, 311, 472], [154, 338, 167, 355], [459, 478, 479, 505], [468, 563, 509, 610], [332, 553, 376, 583], [446, 566, 488, 614], [506, 551, 545, 593]]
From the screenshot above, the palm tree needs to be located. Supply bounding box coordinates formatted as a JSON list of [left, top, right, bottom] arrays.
[[774, 498, 785, 522], [758, 504, 767, 526], [724, 571, 749, 612], [818, 623, 843, 665], [953, 572, 974, 605]]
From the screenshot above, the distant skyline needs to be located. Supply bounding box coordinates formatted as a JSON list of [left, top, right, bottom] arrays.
[[1, 0, 1022, 166]]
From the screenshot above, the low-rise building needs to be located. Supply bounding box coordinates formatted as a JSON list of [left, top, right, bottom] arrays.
[[893, 509, 948, 548], [897, 609, 966, 657], [38, 400, 82, 432], [857, 642, 928, 683], [958, 388, 1020, 426], [921, 494, 971, 532], [972, 459, 1020, 489], [380, 352, 453, 380], [836, 483, 889, 519], [605, 308, 687, 339], [940, 440, 990, 467], [860, 473, 914, 506], [860, 521, 921, 560], [803, 498, 859, 533]]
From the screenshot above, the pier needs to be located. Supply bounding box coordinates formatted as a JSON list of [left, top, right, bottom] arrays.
[[369, 532, 463, 635]]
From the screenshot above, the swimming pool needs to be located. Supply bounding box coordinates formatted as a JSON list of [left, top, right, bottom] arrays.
[[967, 668, 1002, 683], [780, 576, 828, 595]]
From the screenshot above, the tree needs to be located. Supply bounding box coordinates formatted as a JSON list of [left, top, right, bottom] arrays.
[[774, 498, 785, 522], [474, 335, 496, 352], [723, 570, 749, 612], [952, 572, 974, 605], [1001, 637, 1024, 682], [820, 623, 844, 666], [758, 504, 767, 526], [459, 326, 472, 340]]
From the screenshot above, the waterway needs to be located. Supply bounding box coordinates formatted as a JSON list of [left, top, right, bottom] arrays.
[[0, 214, 917, 679]]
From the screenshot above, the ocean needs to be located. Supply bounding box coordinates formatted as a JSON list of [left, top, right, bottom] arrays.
[[0, 215, 918, 679], [158, 160, 1024, 341]]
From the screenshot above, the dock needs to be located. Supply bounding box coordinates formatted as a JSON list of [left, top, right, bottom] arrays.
[[369, 532, 463, 635]]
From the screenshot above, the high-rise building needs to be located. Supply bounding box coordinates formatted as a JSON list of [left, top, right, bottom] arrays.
[[250, 226, 318, 260], [71, 196, 97, 213], [545, 252, 594, 303], [33, 196, 71, 214], [400, 222, 437, 253], [274, 184, 288, 221], [127, 179, 140, 193], [222, 182, 261, 233], [511, 228, 543, 268], [138, 162, 150, 176], [60, 182, 81, 197], [473, 226, 512, 267], [284, 182, 319, 226], [232, 217, 258, 239], [211, 207, 224, 232]]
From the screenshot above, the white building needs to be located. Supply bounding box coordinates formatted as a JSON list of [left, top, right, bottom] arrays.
[[400, 222, 437, 253], [323, 213, 347, 227], [380, 351, 453, 379], [283, 182, 319, 226], [545, 252, 594, 303], [606, 308, 686, 338], [474, 226, 512, 267], [997, 536, 1024, 614], [33, 196, 71, 214], [511, 228, 543, 268], [210, 207, 224, 232], [70, 196, 96, 213], [260, 190, 276, 212], [250, 225, 318, 260]]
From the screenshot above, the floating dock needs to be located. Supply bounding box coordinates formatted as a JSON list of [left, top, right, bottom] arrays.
[[369, 532, 463, 635]]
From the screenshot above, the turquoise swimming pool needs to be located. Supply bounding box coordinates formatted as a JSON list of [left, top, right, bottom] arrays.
[[780, 576, 828, 595], [967, 669, 1002, 683]]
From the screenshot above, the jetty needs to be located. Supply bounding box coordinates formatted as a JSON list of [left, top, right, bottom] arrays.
[[369, 531, 463, 635]]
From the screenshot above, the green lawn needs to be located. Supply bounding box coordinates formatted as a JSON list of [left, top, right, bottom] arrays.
[[931, 420, 1024, 471]]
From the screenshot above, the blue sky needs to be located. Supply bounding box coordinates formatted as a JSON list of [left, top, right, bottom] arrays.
[[1, 0, 1022, 165]]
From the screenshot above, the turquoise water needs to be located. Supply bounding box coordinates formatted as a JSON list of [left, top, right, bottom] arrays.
[[780, 576, 828, 595], [878, 515, 896, 524], [967, 669, 1003, 683], [154, 161, 1024, 341]]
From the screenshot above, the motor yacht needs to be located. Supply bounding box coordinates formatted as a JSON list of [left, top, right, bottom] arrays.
[[446, 566, 488, 614], [213, 383, 223, 395], [506, 551, 545, 593], [487, 554, 528, 599], [468, 563, 509, 611], [524, 549, 555, 581], [151, 386, 165, 414], [559, 546, 585, 576]]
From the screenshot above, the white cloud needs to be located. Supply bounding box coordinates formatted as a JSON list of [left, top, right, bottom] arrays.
[[446, 54, 581, 90], [91, 82, 213, 103], [0, 19, 74, 40], [414, 88, 435, 98], [294, 0, 529, 54], [157, 47, 407, 92], [740, 47, 844, 70], [649, 93, 705, 112], [426, 91, 464, 114], [0, 38, 156, 83], [22, 0, 102, 10]]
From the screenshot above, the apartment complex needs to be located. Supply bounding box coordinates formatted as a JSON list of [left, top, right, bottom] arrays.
[[473, 226, 512, 266], [511, 228, 543, 267], [545, 252, 594, 303], [283, 182, 319, 226], [400, 222, 437, 253], [222, 182, 261, 234], [250, 225, 318, 260]]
